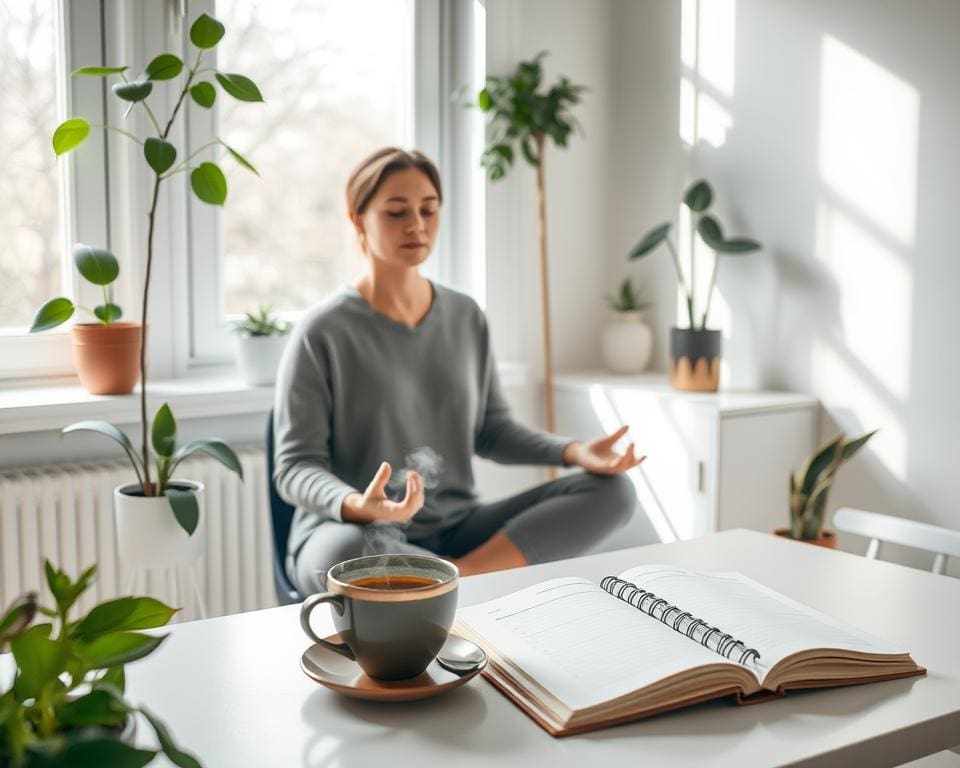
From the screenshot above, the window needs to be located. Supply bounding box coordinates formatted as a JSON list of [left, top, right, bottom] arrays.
[[0, 0, 109, 379]]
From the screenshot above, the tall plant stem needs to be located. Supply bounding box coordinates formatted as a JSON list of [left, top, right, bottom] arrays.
[[139, 54, 202, 495], [665, 237, 695, 328], [701, 251, 720, 330], [533, 134, 556, 463]]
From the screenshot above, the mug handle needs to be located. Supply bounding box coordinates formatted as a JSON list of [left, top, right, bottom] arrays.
[[299, 592, 356, 660]]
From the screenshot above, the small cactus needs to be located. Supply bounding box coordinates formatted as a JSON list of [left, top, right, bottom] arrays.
[[789, 429, 876, 540]]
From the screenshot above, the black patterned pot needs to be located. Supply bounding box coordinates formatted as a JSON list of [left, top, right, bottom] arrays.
[[669, 327, 721, 392]]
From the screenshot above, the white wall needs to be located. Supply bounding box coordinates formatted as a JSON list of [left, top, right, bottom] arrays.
[[609, 0, 960, 572]]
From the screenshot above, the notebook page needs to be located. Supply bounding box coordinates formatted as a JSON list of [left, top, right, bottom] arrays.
[[457, 577, 736, 711], [616, 564, 906, 676]]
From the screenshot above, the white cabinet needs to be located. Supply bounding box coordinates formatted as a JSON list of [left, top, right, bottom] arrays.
[[554, 373, 818, 547]]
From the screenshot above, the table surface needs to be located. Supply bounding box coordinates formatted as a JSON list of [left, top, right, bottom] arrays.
[[125, 529, 960, 767]]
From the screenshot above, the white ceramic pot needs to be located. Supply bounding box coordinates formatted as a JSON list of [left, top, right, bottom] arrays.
[[114, 481, 205, 569], [235, 334, 289, 386], [601, 311, 653, 373]]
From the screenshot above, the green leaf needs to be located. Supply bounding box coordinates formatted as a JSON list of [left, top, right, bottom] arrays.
[[0, 695, 16, 727], [799, 433, 845, 497], [151, 402, 177, 458], [62, 421, 145, 483], [190, 162, 228, 205], [166, 489, 200, 536], [172, 439, 243, 480], [145, 53, 183, 81], [683, 179, 713, 212], [40, 739, 158, 768], [520, 136, 538, 166], [222, 142, 259, 175], [215, 72, 264, 102], [628, 222, 671, 259], [189, 81, 216, 108], [30, 297, 75, 332], [98, 665, 126, 695], [77, 631, 166, 668], [140, 706, 203, 768], [73, 243, 119, 286], [112, 80, 153, 102], [59, 689, 129, 728], [72, 65, 128, 76], [11, 633, 66, 700], [190, 12, 225, 49], [696, 215, 725, 250], [841, 429, 877, 462], [144, 137, 177, 175], [713, 236, 762, 254], [44, 561, 72, 613], [94, 303, 123, 323], [477, 88, 491, 111], [75, 597, 177, 642], [0, 592, 38, 649], [52, 118, 90, 156]]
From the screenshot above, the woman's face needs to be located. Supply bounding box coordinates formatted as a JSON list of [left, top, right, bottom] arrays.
[[354, 167, 440, 269]]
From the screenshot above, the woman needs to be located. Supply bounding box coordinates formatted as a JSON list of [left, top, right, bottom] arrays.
[[274, 147, 642, 595]]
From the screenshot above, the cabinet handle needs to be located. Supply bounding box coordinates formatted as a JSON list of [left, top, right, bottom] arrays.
[[697, 461, 705, 493]]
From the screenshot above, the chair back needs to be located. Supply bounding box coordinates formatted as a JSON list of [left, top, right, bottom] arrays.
[[266, 409, 301, 604], [833, 507, 960, 576]]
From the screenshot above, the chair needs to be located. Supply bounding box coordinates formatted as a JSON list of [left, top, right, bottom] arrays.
[[832, 507, 960, 576], [266, 409, 302, 605]]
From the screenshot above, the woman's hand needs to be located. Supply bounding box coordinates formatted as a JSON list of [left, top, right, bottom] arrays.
[[562, 425, 645, 475], [341, 462, 424, 524]]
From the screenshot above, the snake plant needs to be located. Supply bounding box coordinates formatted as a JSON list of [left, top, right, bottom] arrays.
[[789, 430, 877, 540]]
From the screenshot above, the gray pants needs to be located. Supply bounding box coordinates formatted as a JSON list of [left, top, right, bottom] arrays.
[[291, 471, 636, 595]]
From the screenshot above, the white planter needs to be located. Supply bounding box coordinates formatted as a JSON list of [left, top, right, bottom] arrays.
[[114, 481, 205, 569], [235, 334, 289, 386], [601, 311, 653, 373]]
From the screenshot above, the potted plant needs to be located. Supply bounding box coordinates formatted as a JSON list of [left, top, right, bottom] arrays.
[[471, 51, 586, 435], [628, 179, 761, 392], [601, 278, 653, 373], [49, 13, 261, 561], [29, 244, 140, 395], [0, 561, 201, 767], [233, 304, 291, 386], [776, 429, 877, 547]]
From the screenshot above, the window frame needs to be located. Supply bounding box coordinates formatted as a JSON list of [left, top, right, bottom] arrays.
[[0, 0, 111, 380]]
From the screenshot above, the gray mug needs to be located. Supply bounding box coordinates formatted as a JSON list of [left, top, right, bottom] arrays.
[[299, 554, 459, 680]]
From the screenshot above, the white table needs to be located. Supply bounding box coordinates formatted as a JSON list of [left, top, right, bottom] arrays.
[[126, 530, 960, 767]]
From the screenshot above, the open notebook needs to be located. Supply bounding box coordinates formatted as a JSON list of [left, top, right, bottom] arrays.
[[454, 564, 925, 736]]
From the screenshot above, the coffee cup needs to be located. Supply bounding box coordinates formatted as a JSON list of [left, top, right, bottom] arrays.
[[299, 554, 459, 680]]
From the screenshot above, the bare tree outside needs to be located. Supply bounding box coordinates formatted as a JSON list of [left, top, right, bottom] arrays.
[[216, 0, 412, 316], [0, 0, 64, 330]]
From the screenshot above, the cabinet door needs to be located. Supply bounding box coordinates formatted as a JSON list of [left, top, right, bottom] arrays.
[[717, 407, 816, 532], [555, 386, 715, 543]]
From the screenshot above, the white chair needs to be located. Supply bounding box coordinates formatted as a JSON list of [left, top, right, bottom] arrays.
[[832, 507, 960, 576]]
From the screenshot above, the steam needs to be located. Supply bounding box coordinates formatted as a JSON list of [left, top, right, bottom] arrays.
[[387, 446, 445, 493], [361, 522, 407, 556]]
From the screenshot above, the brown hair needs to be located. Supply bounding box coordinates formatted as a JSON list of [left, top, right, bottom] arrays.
[[345, 147, 443, 220]]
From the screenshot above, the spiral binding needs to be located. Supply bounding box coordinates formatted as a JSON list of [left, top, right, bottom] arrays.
[[600, 576, 761, 666]]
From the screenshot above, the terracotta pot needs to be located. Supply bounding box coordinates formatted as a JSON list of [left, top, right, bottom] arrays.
[[669, 327, 721, 392], [70, 322, 142, 395], [773, 528, 837, 549]]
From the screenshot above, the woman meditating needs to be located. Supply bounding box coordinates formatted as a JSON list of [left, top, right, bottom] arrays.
[[273, 147, 642, 595]]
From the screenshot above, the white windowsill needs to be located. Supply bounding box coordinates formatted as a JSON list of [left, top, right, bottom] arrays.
[[0, 361, 534, 436], [0, 376, 275, 435]]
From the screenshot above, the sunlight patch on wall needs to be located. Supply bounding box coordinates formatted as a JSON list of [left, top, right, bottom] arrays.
[[696, 91, 733, 147], [697, 0, 736, 97], [811, 338, 907, 481], [815, 202, 913, 401], [681, 0, 698, 69], [819, 36, 919, 246], [679, 77, 697, 146]]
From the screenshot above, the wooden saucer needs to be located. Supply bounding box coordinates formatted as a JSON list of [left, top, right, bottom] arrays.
[[300, 633, 485, 702]]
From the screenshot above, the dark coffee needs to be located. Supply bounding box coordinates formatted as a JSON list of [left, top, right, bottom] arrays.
[[350, 575, 441, 591]]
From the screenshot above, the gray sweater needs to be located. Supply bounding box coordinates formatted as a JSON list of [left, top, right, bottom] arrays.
[[273, 282, 573, 557]]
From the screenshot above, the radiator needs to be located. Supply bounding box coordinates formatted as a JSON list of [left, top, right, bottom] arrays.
[[0, 448, 278, 622]]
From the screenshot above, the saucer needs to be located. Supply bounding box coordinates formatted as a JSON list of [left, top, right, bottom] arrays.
[[300, 633, 486, 702]]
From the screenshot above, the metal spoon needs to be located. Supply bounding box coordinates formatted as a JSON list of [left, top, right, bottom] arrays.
[[436, 635, 486, 674]]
